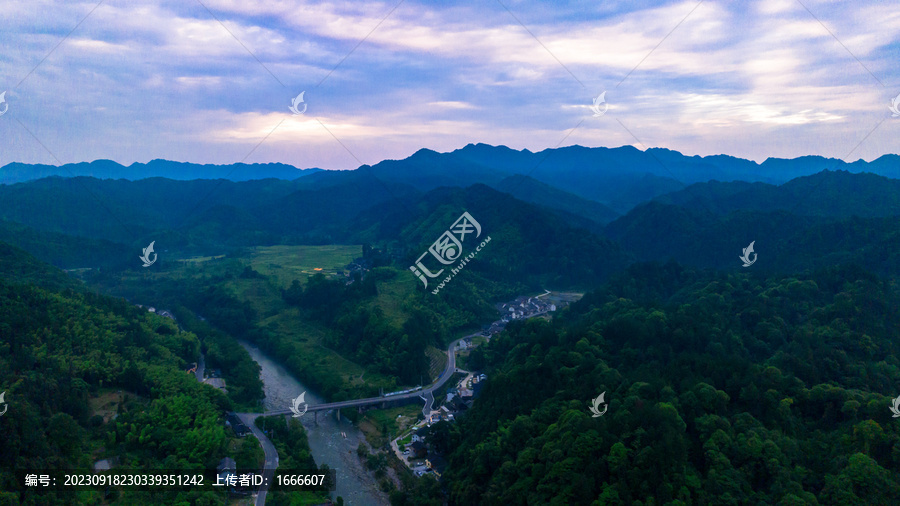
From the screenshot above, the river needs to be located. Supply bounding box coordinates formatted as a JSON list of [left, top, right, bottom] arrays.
[[239, 342, 390, 506]]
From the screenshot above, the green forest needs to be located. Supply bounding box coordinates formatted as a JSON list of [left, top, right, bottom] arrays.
[[0, 248, 223, 503], [256, 415, 333, 505], [4, 164, 900, 505], [395, 262, 900, 505], [283, 270, 436, 385], [0, 243, 327, 505]]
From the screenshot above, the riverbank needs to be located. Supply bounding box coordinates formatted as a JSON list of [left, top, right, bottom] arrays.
[[231, 332, 464, 504], [240, 342, 391, 506]]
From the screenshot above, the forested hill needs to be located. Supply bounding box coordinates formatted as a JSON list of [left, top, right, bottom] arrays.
[[0, 245, 243, 504], [651, 170, 900, 218], [0, 240, 82, 291], [395, 184, 632, 290], [605, 170, 900, 274], [421, 263, 900, 505], [2, 169, 899, 283]]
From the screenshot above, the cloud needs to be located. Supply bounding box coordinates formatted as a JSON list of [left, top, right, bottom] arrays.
[[427, 101, 476, 109], [0, 0, 898, 169]]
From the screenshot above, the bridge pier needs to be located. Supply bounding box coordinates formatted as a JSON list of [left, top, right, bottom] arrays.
[[335, 409, 341, 422], [313, 411, 318, 425]]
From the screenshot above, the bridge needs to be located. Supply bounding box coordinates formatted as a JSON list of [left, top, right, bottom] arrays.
[[265, 391, 424, 419], [236, 337, 464, 506], [243, 336, 462, 420]]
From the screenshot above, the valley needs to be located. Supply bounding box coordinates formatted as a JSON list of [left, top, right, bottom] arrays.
[[4, 1, 898, 503], [3, 147, 900, 505]]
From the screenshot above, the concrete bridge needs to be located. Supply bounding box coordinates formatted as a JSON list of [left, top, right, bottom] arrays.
[[243, 336, 462, 421], [237, 337, 463, 505]]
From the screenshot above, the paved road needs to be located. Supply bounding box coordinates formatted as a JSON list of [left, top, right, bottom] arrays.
[[194, 354, 205, 383], [191, 360, 274, 505], [237, 413, 278, 506], [232, 336, 462, 505], [262, 337, 462, 417], [421, 390, 434, 420], [390, 437, 405, 464]]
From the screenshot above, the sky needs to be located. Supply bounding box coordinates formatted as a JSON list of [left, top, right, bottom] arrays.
[[1, 0, 899, 170]]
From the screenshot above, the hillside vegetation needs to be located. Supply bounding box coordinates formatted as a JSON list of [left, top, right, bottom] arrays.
[[0, 243, 236, 504], [405, 263, 900, 505]]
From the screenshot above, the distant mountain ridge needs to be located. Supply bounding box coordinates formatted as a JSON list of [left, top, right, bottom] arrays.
[[307, 143, 900, 214], [5, 145, 898, 215], [652, 170, 900, 218], [603, 168, 900, 274], [0, 166, 900, 282], [490, 174, 620, 225], [0, 159, 322, 184]]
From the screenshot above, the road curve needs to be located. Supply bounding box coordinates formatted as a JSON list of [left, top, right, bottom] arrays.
[[237, 413, 278, 506], [421, 390, 434, 420], [194, 354, 205, 383]]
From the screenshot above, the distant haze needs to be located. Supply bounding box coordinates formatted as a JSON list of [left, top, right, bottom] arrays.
[[4, 143, 898, 189], [0, 160, 322, 185]]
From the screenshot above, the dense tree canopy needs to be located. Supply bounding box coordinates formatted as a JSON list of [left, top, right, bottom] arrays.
[[284, 271, 434, 385], [394, 263, 900, 505], [0, 276, 240, 504]]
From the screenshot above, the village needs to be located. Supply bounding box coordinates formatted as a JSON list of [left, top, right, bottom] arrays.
[[388, 290, 582, 480], [133, 290, 580, 486], [387, 370, 487, 479]]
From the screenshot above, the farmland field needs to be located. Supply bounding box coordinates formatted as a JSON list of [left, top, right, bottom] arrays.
[[247, 245, 361, 289]]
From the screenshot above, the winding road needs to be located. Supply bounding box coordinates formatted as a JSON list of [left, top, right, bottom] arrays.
[[421, 389, 434, 420], [235, 337, 463, 504], [237, 412, 278, 506], [194, 354, 205, 383]]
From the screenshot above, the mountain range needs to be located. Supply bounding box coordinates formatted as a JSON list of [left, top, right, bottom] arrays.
[[6, 144, 900, 218], [0, 144, 899, 290], [0, 159, 321, 184]]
